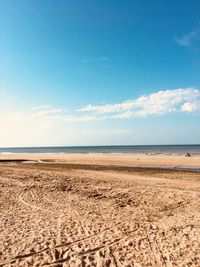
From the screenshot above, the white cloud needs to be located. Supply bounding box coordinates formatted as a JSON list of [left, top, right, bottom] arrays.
[[2, 88, 200, 131], [181, 101, 200, 113], [63, 115, 101, 122], [31, 105, 51, 110], [81, 56, 109, 63], [80, 88, 200, 118], [31, 106, 64, 114], [112, 111, 134, 119], [9, 107, 102, 123], [31, 109, 64, 118], [175, 29, 200, 46], [81, 56, 110, 68]]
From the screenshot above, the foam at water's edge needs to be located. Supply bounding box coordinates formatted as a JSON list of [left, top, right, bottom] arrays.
[[0, 145, 200, 155]]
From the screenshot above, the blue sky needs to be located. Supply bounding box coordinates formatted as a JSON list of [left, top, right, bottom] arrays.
[[0, 0, 200, 146]]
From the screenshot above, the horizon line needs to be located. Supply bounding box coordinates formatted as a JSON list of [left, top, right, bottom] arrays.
[[0, 144, 200, 149]]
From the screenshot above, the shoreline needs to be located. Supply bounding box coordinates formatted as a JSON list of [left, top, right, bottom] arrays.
[[1, 151, 200, 155], [0, 152, 200, 167]]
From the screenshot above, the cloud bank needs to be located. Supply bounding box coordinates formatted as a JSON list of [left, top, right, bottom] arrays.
[[5, 88, 200, 124], [80, 88, 200, 119]]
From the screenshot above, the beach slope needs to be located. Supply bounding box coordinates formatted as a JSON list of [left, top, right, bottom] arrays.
[[0, 156, 200, 266]]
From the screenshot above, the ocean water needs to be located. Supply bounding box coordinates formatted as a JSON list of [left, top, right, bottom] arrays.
[[0, 145, 200, 155]]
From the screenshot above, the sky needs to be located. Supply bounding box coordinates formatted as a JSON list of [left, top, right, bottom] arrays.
[[0, 0, 200, 147]]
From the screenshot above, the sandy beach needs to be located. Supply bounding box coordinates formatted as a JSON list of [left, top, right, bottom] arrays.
[[1, 152, 200, 167], [1, 154, 200, 266]]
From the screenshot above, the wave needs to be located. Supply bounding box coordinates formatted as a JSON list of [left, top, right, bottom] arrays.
[[0, 145, 200, 155]]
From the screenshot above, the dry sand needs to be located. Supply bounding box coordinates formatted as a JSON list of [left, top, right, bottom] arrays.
[[1, 154, 200, 266]]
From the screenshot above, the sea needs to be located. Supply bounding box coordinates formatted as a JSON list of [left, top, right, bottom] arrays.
[[0, 145, 200, 155]]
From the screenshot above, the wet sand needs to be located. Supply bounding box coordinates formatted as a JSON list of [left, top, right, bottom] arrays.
[[0, 155, 200, 266], [0, 152, 200, 167]]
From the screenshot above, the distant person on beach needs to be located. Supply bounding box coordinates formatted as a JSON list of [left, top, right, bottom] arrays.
[[185, 152, 191, 157]]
